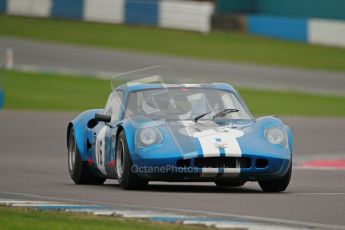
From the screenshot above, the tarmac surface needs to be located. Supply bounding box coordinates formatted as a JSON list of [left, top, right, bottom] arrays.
[[1, 37, 345, 95], [1, 37, 345, 228], [0, 110, 344, 228]]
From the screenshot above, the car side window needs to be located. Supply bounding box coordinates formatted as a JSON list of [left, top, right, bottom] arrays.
[[104, 91, 123, 122]]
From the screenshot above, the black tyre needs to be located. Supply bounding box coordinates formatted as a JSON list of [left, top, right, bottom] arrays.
[[258, 163, 292, 192], [68, 128, 106, 185], [116, 130, 148, 190], [215, 180, 245, 187]]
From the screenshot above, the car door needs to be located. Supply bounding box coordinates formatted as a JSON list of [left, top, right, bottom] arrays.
[[94, 91, 123, 177]]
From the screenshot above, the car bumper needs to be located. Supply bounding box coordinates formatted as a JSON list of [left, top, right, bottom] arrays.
[[133, 152, 292, 182]]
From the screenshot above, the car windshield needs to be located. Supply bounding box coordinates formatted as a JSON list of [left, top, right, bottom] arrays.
[[125, 87, 253, 121]]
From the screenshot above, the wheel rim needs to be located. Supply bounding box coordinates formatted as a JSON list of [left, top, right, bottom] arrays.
[[68, 132, 76, 171], [116, 139, 125, 179]]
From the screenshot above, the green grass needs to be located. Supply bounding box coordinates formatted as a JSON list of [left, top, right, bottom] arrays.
[[1, 70, 110, 111], [239, 88, 345, 117], [1, 15, 345, 72], [0, 206, 203, 230], [1, 70, 345, 117]]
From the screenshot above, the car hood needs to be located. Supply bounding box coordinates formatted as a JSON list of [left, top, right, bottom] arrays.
[[161, 120, 247, 157], [126, 116, 289, 157]]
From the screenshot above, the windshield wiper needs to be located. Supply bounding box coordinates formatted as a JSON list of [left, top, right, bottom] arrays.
[[194, 108, 239, 123], [194, 112, 211, 123], [213, 108, 239, 119]]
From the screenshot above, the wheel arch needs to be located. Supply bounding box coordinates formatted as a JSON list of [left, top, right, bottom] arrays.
[[115, 122, 136, 161], [67, 122, 73, 149], [66, 109, 102, 161], [284, 125, 293, 156]]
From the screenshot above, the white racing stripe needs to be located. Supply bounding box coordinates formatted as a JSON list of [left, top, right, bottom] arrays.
[[180, 123, 244, 177], [222, 168, 241, 177], [200, 168, 240, 178], [196, 130, 221, 157], [193, 128, 244, 157], [200, 168, 219, 177]]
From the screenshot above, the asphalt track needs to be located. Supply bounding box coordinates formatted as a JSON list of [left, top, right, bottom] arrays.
[[1, 37, 345, 228], [0, 111, 344, 229], [1, 37, 345, 95]]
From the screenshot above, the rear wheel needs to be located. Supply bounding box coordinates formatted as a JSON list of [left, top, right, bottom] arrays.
[[116, 130, 148, 190], [258, 163, 292, 192], [68, 128, 106, 185], [215, 180, 245, 187]]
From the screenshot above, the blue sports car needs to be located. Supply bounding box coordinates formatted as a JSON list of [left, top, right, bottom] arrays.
[[67, 67, 293, 192]]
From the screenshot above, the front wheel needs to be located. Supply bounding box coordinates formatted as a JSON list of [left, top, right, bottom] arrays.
[[258, 163, 292, 192], [116, 130, 148, 190], [68, 127, 106, 185]]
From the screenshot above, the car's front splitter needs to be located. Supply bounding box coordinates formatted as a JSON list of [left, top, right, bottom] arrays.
[[133, 153, 291, 182]]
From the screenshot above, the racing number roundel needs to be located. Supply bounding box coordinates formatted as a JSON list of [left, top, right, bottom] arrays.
[[95, 126, 108, 174]]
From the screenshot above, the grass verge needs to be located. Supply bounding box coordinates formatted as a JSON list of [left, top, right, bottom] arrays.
[[1, 70, 345, 117], [0, 206, 203, 230], [1, 15, 345, 72], [1, 70, 110, 111]]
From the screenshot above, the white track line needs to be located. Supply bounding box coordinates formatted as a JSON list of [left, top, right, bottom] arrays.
[[11, 203, 83, 207], [0, 191, 344, 230], [65, 209, 102, 213], [0, 200, 56, 206], [292, 193, 345, 195], [92, 211, 116, 216]]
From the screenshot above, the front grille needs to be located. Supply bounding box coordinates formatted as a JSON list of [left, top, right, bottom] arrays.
[[194, 157, 251, 168]]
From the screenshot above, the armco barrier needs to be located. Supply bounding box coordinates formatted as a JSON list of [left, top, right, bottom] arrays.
[[52, 0, 83, 19], [83, 0, 124, 24], [0, 89, 4, 109], [159, 0, 214, 33], [248, 15, 308, 42], [125, 0, 158, 25], [0, 0, 6, 13], [1, 0, 215, 34], [7, 0, 52, 17], [309, 19, 345, 48]]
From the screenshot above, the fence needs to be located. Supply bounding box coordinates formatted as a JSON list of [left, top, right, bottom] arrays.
[[2, 0, 214, 33], [83, 0, 124, 24], [309, 19, 345, 47], [248, 15, 308, 42], [160, 0, 214, 33], [247, 15, 345, 47], [7, 0, 51, 17]]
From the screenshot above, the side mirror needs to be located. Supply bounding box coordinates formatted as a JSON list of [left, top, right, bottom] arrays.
[[95, 113, 111, 123]]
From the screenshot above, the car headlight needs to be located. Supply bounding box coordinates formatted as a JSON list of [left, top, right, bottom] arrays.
[[137, 127, 163, 147], [265, 126, 288, 147]]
